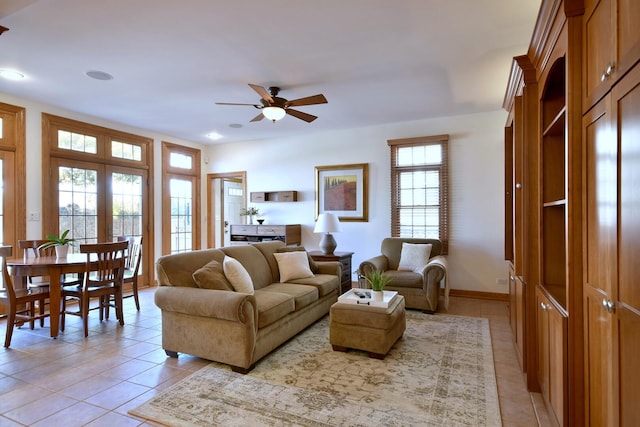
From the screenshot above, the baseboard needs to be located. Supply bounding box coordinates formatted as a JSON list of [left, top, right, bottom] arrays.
[[446, 289, 509, 302]]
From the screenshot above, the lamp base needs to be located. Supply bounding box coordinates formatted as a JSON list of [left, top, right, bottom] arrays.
[[319, 233, 337, 255]]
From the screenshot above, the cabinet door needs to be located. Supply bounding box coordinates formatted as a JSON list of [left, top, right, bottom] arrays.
[[537, 286, 568, 427], [613, 63, 640, 427], [583, 94, 617, 426], [583, 0, 614, 109]]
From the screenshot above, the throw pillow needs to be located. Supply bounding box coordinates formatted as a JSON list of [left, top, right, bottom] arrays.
[[192, 259, 233, 291], [273, 251, 315, 282], [222, 256, 254, 294], [276, 246, 319, 273], [397, 243, 433, 272]]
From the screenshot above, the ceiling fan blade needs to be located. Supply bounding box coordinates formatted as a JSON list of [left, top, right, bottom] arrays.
[[215, 102, 261, 107], [286, 108, 317, 123], [248, 84, 274, 103], [250, 112, 265, 122], [286, 94, 328, 107]]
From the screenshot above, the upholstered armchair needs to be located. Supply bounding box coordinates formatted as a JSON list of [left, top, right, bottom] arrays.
[[358, 238, 447, 313]]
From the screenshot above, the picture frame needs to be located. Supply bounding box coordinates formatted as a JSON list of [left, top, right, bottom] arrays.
[[315, 163, 368, 222]]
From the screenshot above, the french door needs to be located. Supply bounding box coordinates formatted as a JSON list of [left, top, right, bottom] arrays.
[[49, 158, 148, 249]]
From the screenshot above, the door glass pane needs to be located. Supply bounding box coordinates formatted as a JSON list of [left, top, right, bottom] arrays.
[[112, 141, 142, 161], [58, 130, 97, 154], [170, 178, 193, 253], [169, 153, 192, 169], [59, 166, 98, 249], [112, 172, 143, 238]]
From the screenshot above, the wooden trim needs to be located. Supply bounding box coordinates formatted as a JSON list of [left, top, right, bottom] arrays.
[[387, 134, 449, 146], [446, 289, 509, 302]]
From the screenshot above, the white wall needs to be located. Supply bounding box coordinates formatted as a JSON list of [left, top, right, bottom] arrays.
[[208, 109, 509, 294], [1, 92, 207, 264], [2, 91, 508, 294]]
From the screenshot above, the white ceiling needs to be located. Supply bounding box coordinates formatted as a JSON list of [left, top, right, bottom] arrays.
[[0, 0, 540, 144]]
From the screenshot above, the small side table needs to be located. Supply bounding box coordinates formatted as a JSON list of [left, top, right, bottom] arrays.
[[309, 251, 353, 294]]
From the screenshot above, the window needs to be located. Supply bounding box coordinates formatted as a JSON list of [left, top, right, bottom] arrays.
[[162, 142, 200, 254], [388, 135, 449, 253]]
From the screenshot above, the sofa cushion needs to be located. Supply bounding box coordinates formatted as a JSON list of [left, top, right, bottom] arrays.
[[273, 251, 314, 282], [260, 283, 318, 311], [223, 256, 254, 294], [398, 243, 432, 272], [276, 246, 319, 273], [192, 260, 233, 291], [254, 289, 295, 328], [220, 244, 275, 290], [381, 270, 423, 288], [288, 274, 340, 297]]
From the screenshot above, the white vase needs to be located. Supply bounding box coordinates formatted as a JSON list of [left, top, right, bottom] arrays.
[[371, 290, 384, 301], [55, 245, 69, 258]]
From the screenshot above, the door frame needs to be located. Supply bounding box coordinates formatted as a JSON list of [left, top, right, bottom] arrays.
[[207, 171, 246, 248]]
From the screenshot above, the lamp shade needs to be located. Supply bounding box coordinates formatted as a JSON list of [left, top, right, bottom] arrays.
[[314, 213, 342, 233], [262, 106, 286, 122]]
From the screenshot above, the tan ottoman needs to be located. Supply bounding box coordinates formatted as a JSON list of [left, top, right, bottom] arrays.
[[329, 295, 406, 359]]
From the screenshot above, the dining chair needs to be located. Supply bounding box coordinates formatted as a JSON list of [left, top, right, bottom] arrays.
[[17, 239, 54, 326], [117, 235, 143, 311], [60, 241, 128, 338], [0, 245, 51, 347]]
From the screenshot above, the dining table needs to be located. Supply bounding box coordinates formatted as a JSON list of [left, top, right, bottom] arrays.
[[6, 253, 88, 338]]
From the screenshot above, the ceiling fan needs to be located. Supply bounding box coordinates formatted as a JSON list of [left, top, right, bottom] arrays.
[[216, 84, 328, 123]]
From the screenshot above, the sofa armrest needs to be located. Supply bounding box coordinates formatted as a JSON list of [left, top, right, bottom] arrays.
[[358, 255, 390, 277], [315, 260, 342, 277], [155, 287, 257, 324]]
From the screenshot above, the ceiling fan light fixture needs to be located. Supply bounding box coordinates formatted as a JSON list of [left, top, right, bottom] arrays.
[[262, 106, 286, 122]]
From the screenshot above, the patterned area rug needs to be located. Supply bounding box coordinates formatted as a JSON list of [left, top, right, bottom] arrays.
[[130, 312, 501, 426]]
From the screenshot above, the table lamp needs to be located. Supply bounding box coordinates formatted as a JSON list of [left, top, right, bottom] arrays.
[[314, 212, 342, 254]]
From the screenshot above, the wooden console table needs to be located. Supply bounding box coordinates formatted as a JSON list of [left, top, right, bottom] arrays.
[[309, 251, 354, 294], [230, 224, 301, 246]]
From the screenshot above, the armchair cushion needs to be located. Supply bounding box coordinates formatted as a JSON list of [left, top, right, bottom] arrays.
[[398, 243, 432, 272]]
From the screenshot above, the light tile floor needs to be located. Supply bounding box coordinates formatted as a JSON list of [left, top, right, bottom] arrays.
[[0, 289, 542, 426]]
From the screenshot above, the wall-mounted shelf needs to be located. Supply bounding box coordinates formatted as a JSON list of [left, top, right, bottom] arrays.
[[250, 191, 297, 202]]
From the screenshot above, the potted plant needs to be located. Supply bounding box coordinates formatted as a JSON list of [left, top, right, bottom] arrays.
[[240, 207, 260, 224], [365, 270, 392, 301], [38, 229, 75, 258]]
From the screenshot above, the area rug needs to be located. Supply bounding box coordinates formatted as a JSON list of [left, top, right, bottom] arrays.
[[129, 312, 501, 426]]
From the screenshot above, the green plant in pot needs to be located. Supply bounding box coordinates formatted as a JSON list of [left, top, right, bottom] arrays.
[[38, 229, 75, 258], [365, 270, 392, 300]]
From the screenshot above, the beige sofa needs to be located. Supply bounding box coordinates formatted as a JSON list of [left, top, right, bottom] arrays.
[[358, 238, 447, 313], [154, 241, 341, 373]]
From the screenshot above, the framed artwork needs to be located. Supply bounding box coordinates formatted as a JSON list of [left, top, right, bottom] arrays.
[[315, 163, 368, 222]]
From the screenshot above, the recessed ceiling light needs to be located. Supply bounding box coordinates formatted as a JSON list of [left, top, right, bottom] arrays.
[[229, 123, 243, 128], [0, 69, 25, 80], [86, 70, 113, 81], [207, 132, 223, 140]]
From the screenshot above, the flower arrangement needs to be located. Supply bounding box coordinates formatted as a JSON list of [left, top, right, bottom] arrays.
[[240, 207, 260, 217]]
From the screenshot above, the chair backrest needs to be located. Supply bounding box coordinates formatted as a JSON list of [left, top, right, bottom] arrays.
[[117, 236, 143, 275], [381, 238, 443, 270], [18, 239, 56, 258], [0, 245, 16, 300], [80, 241, 129, 288]]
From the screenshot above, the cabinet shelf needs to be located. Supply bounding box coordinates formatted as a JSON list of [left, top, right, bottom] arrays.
[[229, 224, 301, 246], [543, 107, 566, 136], [250, 191, 297, 203]]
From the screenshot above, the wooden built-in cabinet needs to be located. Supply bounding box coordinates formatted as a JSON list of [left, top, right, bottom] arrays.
[[582, 61, 640, 426], [582, 0, 640, 111], [506, 0, 640, 425]]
